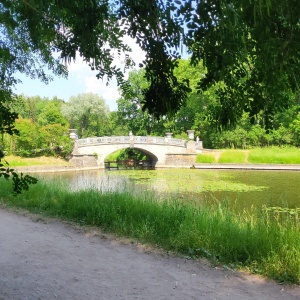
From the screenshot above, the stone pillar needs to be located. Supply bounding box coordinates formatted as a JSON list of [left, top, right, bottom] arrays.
[[69, 129, 78, 154], [186, 140, 196, 153], [165, 132, 173, 143], [186, 130, 196, 153], [129, 131, 134, 148]]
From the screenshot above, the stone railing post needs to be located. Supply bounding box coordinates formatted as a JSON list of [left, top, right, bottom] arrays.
[[165, 132, 173, 144], [186, 130, 196, 153], [69, 129, 78, 154], [129, 131, 134, 148]]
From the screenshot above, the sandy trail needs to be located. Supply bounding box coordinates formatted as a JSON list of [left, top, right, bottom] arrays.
[[0, 208, 299, 300]]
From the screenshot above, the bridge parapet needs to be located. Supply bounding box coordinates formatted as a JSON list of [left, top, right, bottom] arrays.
[[78, 136, 130, 145], [77, 135, 187, 148]]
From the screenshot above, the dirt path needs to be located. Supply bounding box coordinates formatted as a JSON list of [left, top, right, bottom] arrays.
[[1, 208, 300, 300]]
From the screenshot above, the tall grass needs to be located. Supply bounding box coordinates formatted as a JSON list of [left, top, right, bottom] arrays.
[[196, 153, 216, 163], [248, 147, 300, 164], [218, 150, 247, 163], [1, 179, 300, 283], [197, 147, 300, 164]]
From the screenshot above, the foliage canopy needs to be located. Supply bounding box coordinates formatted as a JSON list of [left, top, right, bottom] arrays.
[[1, 0, 299, 126]]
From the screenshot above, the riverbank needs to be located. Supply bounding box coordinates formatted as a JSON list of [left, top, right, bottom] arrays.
[[12, 163, 300, 173], [192, 163, 300, 171], [1, 207, 299, 299], [1, 177, 300, 284], [199, 148, 300, 164], [4, 148, 300, 173]]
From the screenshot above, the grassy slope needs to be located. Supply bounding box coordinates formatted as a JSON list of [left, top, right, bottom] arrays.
[[1, 179, 299, 284], [3, 155, 72, 167], [197, 147, 300, 164]]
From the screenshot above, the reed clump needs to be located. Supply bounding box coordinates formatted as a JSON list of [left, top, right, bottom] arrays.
[[0, 179, 299, 283]]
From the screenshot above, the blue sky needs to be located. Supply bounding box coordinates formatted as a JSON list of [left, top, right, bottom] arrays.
[[14, 37, 146, 111]]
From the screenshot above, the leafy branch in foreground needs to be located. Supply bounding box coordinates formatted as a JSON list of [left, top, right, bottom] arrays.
[[0, 152, 38, 195]]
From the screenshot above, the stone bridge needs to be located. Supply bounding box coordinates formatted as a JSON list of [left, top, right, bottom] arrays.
[[71, 131, 203, 168]]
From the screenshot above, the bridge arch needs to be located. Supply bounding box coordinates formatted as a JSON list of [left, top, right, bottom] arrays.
[[73, 134, 202, 167], [104, 146, 159, 166]]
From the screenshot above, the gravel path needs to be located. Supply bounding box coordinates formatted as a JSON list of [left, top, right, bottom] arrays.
[[1, 208, 300, 300]]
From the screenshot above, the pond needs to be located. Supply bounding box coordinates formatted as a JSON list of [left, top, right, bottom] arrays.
[[39, 168, 300, 209]]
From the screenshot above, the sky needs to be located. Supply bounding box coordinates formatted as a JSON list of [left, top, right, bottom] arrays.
[[14, 37, 146, 111]]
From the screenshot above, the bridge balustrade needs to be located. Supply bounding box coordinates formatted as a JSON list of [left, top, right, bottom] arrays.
[[169, 138, 186, 147], [77, 136, 187, 147], [134, 136, 147, 143]]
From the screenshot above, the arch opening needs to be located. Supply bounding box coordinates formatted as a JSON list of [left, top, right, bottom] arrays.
[[104, 147, 158, 170]]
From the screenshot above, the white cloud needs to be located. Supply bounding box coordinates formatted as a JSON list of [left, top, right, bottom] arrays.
[[14, 35, 146, 111], [84, 75, 120, 110], [65, 36, 146, 110]]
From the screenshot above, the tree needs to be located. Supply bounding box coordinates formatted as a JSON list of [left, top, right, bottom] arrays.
[[117, 69, 151, 135], [1, 0, 299, 192], [290, 113, 300, 146], [39, 124, 73, 158], [172, 59, 208, 135], [13, 118, 40, 156], [2, 1, 299, 126], [62, 93, 110, 138], [0, 0, 133, 192], [38, 102, 67, 127], [185, 0, 300, 128], [116, 69, 169, 136]]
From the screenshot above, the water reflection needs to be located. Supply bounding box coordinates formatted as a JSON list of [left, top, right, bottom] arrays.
[[37, 170, 130, 192], [37, 169, 300, 209]]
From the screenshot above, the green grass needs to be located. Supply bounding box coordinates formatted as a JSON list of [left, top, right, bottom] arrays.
[[1, 178, 300, 283], [196, 153, 216, 163], [3, 155, 71, 167], [105, 150, 122, 161], [248, 147, 300, 164], [197, 147, 300, 164], [218, 150, 247, 163]]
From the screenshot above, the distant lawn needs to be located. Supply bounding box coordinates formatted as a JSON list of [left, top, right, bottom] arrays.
[[197, 147, 300, 164], [3, 155, 71, 167], [248, 147, 300, 164], [196, 153, 216, 163], [218, 150, 248, 163]]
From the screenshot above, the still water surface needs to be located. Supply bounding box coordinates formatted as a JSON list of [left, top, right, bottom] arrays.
[[39, 169, 300, 209]]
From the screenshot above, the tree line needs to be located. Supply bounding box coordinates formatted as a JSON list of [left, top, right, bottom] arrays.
[[2, 59, 299, 159]]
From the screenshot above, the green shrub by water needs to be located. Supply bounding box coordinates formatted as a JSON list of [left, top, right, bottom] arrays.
[[1, 179, 300, 283]]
